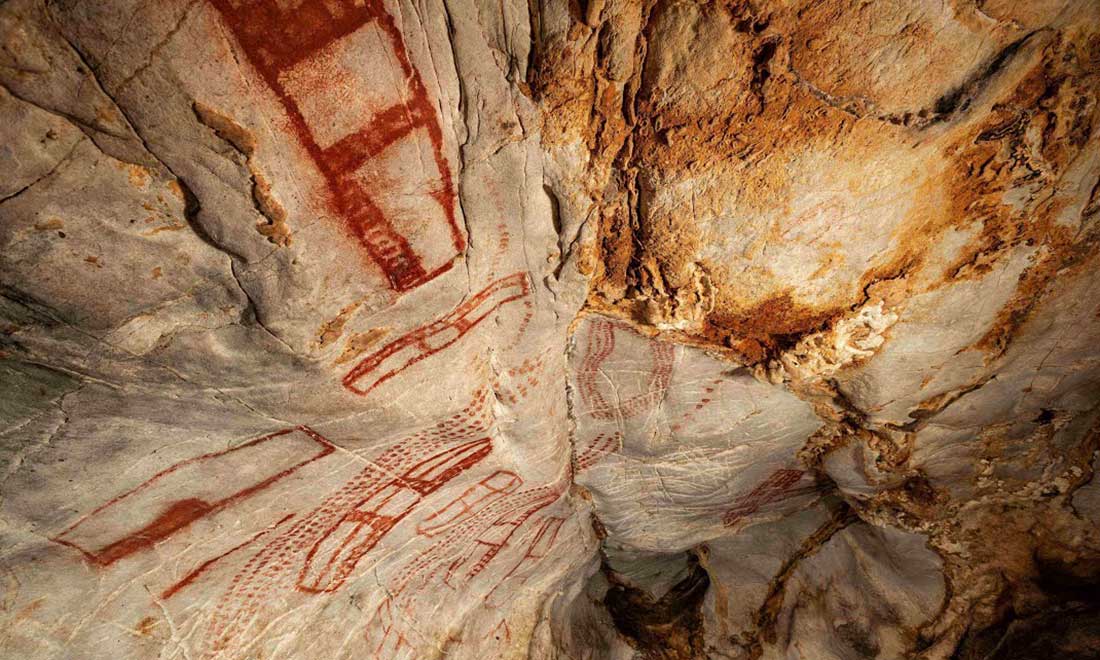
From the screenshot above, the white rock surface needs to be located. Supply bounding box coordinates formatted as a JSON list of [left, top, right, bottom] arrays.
[[2, 1, 1099, 658]]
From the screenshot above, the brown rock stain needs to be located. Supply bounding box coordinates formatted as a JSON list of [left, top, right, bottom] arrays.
[[315, 301, 362, 348], [540, 0, 878, 361], [135, 616, 159, 636], [192, 101, 291, 246], [167, 181, 184, 201], [335, 327, 389, 365], [251, 169, 292, 246], [94, 104, 118, 125], [15, 598, 44, 622], [193, 101, 257, 154], [143, 223, 186, 236], [33, 218, 63, 231], [540, 1, 1099, 365], [126, 164, 151, 189]]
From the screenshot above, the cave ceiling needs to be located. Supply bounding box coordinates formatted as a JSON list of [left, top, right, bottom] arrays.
[[1, 1, 1099, 659]]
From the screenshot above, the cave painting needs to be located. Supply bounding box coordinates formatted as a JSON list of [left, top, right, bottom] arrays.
[[416, 470, 525, 537], [47, 355, 562, 658], [372, 597, 412, 659], [343, 272, 532, 395], [574, 432, 620, 471], [208, 0, 463, 291], [198, 388, 570, 659], [483, 514, 566, 603], [392, 482, 564, 598], [670, 378, 725, 432], [204, 389, 499, 655], [722, 468, 810, 528], [52, 426, 334, 566], [161, 513, 295, 600], [297, 437, 493, 593], [361, 481, 567, 657], [576, 318, 675, 420]]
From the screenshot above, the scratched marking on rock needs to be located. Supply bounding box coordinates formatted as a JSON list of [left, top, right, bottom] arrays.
[[343, 272, 531, 395], [208, 0, 463, 291], [52, 427, 334, 566]]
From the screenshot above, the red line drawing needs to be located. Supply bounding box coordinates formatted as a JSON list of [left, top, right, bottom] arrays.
[[576, 318, 675, 420], [343, 272, 531, 395], [52, 427, 334, 566], [494, 351, 549, 405], [204, 390, 496, 656], [511, 516, 564, 567], [297, 437, 493, 593], [352, 477, 567, 656], [160, 513, 295, 600], [390, 484, 563, 600], [208, 0, 464, 291], [574, 432, 621, 472], [451, 493, 560, 586], [671, 378, 724, 432], [371, 598, 412, 659], [488, 618, 511, 643], [481, 212, 535, 353], [484, 515, 565, 603], [416, 471, 522, 537], [722, 469, 808, 527]]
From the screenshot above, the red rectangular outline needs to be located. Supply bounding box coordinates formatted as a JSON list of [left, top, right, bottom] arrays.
[[343, 272, 531, 395], [53, 426, 335, 566], [208, 0, 464, 291]]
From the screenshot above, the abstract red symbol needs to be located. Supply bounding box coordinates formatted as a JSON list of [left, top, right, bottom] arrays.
[[161, 513, 295, 600], [722, 469, 806, 527], [209, 0, 464, 291], [372, 598, 412, 659], [53, 427, 334, 566], [513, 516, 564, 565], [488, 618, 511, 643], [574, 432, 620, 471], [390, 484, 563, 599], [577, 318, 675, 420], [204, 390, 498, 655], [350, 475, 568, 655], [484, 515, 565, 602], [442, 489, 561, 588], [343, 272, 531, 395], [671, 378, 724, 433], [417, 470, 523, 537], [298, 437, 492, 593]]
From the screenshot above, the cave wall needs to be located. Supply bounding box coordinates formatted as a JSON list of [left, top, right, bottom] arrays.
[[1, 1, 1099, 659]]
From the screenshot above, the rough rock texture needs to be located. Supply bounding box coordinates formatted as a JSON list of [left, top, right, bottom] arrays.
[[1, 1, 1098, 658]]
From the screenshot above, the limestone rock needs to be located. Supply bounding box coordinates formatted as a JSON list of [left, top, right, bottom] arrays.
[[2, 1, 1099, 658]]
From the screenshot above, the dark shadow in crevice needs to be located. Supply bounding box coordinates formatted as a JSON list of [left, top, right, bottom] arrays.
[[603, 551, 711, 660]]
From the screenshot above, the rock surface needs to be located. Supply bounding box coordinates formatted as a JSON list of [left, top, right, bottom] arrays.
[[1, 1, 1098, 658]]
